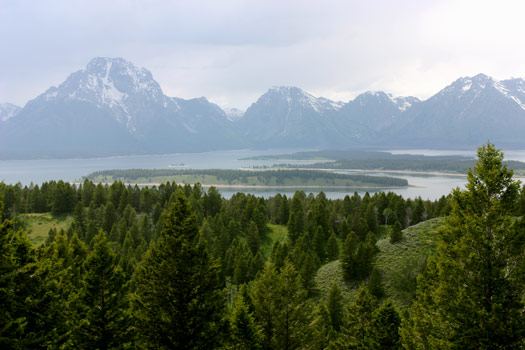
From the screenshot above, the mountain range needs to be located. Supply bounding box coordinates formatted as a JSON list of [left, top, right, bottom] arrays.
[[2, 57, 525, 159]]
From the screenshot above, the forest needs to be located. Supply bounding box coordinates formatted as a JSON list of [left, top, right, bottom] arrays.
[[1, 143, 524, 349]]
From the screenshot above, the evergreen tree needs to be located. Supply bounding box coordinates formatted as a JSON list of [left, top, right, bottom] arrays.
[[273, 261, 312, 350], [251, 263, 279, 350], [308, 303, 334, 350], [298, 251, 318, 295], [326, 231, 339, 262], [368, 266, 384, 299], [0, 209, 33, 348], [251, 262, 311, 350], [370, 299, 401, 350], [331, 286, 377, 349], [313, 225, 326, 263], [326, 283, 343, 332], [68, 231, 132, 349], [246, 221, 261, 255], [228, 294, 262, 350], [341, 231, 359, 281], [401, 143, 525, 349], [390, 220, 403, 244], [132, 190, 224, 349]]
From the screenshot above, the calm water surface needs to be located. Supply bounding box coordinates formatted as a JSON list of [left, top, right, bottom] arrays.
[[2, 148, 505, 201]]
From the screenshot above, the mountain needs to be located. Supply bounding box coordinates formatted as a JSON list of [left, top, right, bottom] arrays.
[[0, 103, 21, 121], [388, 74, 525, 148], [223, 107, 244, 121], [236, 86, 351, 147], [336, 91, 420, 133], [3, 61, 525, 159], [0, 57, 242, 159]]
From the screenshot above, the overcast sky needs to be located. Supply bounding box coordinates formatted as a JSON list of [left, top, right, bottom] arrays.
[[2, 0, 525, 110]]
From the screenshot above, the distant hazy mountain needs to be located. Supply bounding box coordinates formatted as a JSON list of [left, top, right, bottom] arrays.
[[236, 86, 351, 147], [0, 57, 242, 159], [0, 103, 21, 122], [223, 107, 245, 121], [387, 74, 525, 148], [2, 58, 525, 159], [336, 91, 420, 133]]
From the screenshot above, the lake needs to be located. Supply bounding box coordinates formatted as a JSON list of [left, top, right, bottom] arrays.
[[0, 148, 494, 201]]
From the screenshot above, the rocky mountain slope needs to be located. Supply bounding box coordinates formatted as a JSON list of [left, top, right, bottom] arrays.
[[2, 57, 525, 159]]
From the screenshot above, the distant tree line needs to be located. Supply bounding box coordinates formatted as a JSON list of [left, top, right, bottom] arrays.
[[86, 168, 409, 187], [295, 158, 525, 174]]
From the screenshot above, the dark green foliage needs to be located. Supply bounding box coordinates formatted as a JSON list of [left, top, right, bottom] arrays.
[[251, 262, 312, 350], [0, 168, 470, 350], [326, 231, 339, 262], [251, 263, 279, 350], [51, 180, 77, 215], [341, 231, 359, 281], [132, 190, 224, 349], [390, 220, 403, 243], [371, 299, 402, 349], [402, 143, 525, 349], [299, 251, 319, 295], [308, 303, 334, 350], [271, 241, 289, 271], [331, 286, 377, 349], [368, 266, 384, 299], [247, 221, 261, 255], [228, 293, 262, 350], [0, 212, 33, 348], [313, 226, 326, 263], [326, 283, 343, 332], [68, 231, 132, 349]]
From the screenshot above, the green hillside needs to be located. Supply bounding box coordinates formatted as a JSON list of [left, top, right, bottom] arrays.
[[315, 217, 445, 308]]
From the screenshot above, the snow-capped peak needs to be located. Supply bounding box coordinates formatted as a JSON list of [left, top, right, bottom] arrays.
[[0, 103, 21, 121], [224, 107, 245, 121], [262, 86, 342, 113], [355, 91, 418, 111]]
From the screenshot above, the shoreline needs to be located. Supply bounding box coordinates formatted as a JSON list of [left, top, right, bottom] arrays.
[[238, 166, 468, 177], [71, 181, 412, 190]]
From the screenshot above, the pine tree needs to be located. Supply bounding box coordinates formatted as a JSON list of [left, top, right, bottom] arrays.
[[326, 283, 343, 332], [0, 210, 32, 348], [326, 231, 339, 262], [341, 231, 359, 281], [251, 261, 312, 350], [368, 266, 384, 299], [370, 299, 401, 350], [308, 303, 334, 350], [330, 286, 377, 349], [401, 143, 525, 349], [251, 263, 279, 350], [247, 221, 261, 255], [273, 261, 312, 350], [313, 226, 326, 263], [390, 220, 403, 244], [68, 231, 132, 349], [228, 294, 262, 350], [132, 190, 224, 349], [299, 251, 318, 295]]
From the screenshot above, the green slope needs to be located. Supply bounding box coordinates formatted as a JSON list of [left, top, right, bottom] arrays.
[[314, 217, 445, 308]]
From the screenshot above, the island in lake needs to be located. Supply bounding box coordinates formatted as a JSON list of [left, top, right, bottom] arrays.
[[85, 169, 409, 188]]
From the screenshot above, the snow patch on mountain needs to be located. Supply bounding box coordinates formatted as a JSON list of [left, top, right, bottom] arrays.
[[0, 103, 21, 121]]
